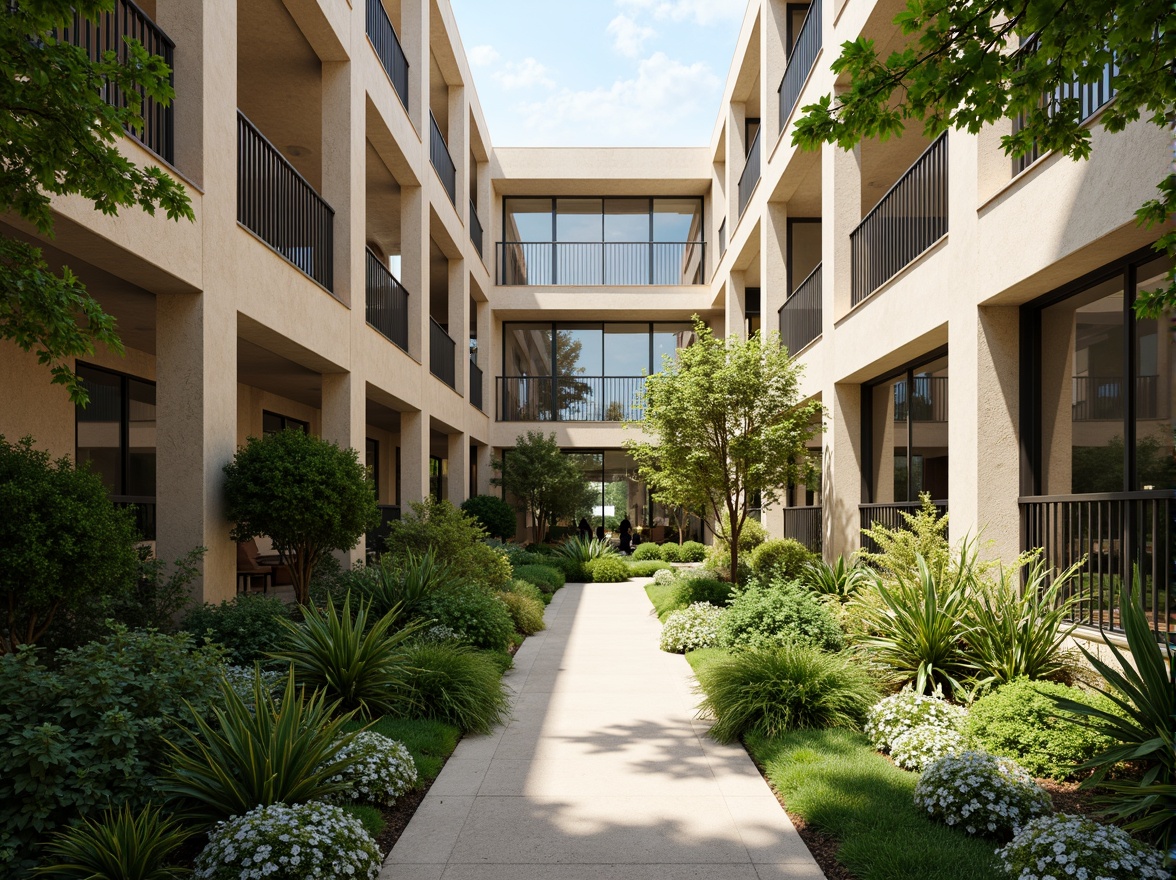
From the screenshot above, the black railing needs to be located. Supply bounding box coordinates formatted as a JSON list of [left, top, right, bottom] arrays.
[[430, 113, 457, 206], [113, 495, 157, 541], [1012, 34, 1117, 175], [851, 134, 947, 305], [430, 318, 456, 387], [894, 375, 949, 422], [365, 0, 409, 110], [470, 360, 484, 411], [365, 248, 409, 352], [719, 218, 727, 257], [1072, 375, 1160, 422], [860, 500, 948, 555], [237, 112, 334, 290], [783, 506, 822, 553], [779, 262, 822, 353], [59, 0, 175, 163], [497, 241, 704, 286], [497, 375, 646, 422], [1021, 491, 1174, 640], [470, 199, 484, 259], [737, 128, 762, 217], [778, 0, 821, 132], [366, 503, 402, 558]]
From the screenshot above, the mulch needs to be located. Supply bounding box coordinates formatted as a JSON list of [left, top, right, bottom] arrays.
[[374, 783, 433, 856]]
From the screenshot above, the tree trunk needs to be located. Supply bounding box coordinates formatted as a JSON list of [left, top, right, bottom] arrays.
[[728, 518, 740, 584]]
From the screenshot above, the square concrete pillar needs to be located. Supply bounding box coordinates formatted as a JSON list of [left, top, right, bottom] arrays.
[[726, 271, 747, 339], [400, 0, 429, 137], [400, 409, 430, 505], [763, 200, 789, 332], [476, 443, 493, 496], [449, 85, 469, 216], [446, 431, 469, 505], [448, 257, 468, 396], [401, 184, 429, 361], [824, 139, 861, 325], [322, 57, 362, 309], [824, 381, 863, 560], [322, 371, 367, 564]]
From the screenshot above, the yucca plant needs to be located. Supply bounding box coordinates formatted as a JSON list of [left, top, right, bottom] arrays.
[[555, 535, 619, 563], [34, 803, 192, 880], [804, 555, 870, 603], [163, 667, 357, 824], [272, 593, 421, 717], [1049, 576, 1176, 851], [854, 547, 976, 697], [965, 555, 1085, 688], [364, 548, 456, 621]]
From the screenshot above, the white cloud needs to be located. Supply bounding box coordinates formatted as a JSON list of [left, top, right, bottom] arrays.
[[467, 44, 500, 66], [514, 52, 721, 146], [494, 57, 555, 90], [617, 0, 747, 26], [607, 14, 656, 58]]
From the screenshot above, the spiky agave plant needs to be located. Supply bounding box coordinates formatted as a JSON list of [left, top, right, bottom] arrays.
[[34, 803, 192, 880]]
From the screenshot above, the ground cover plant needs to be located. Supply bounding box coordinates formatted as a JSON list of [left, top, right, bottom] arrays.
[[512, 563, 565, 593], [344, 717, 460, 784], [496, 590, 547, 635], [626, 559, 672, 577], [322, 731, 418, 808], [913, 751, 1052, 838], [997, 814, 1171, 880], [659, 602, 725, 653], [645, 579, 684, 621], [717, 577, 843, 651]]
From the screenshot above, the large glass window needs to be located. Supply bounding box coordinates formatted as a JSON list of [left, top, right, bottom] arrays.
[[867, 353, 948, 503]]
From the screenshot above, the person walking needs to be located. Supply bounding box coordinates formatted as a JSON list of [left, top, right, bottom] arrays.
[[578, 517, 591, 541], [618, 516, 632, 553]]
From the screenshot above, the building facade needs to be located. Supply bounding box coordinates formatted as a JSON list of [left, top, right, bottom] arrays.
[[1, 0, 1170, 633]]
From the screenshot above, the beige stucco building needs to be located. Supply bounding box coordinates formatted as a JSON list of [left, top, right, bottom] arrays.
[[1, 0, 1171, 634]]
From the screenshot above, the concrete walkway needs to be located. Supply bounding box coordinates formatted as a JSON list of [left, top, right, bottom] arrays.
[[382, 581, 825, 880]]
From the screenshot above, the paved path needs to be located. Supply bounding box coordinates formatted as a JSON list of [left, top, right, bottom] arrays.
[[382, 581, 825, 880]]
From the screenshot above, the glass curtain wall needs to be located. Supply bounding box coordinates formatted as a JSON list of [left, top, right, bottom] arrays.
[[868, 354, 949, 503]]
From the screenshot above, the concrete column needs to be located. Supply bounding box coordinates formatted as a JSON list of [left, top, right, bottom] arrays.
[[824, 381, 863, 561], [401, 0, 429, 136], [726, 271, 747, 339], [321, 56, 361, 309], [727, 104, 745, 233], [400, 409, 430, 504], [476, 443, 493, 495], [477, 160, 492, 269], [401, 184, 429, 361], [322, 371, 367, 565], [156, 0, 205, 187], [446, 431, 469, 505], [765, 0, 790, 138], [825, 138, 861, 325], [449, 258, 468, 395], [764, 200, 789, 334], [449, 85, 469, 218]]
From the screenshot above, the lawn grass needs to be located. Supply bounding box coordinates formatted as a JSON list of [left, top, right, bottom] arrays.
[[686, 649, 1004, 880], [645, 581, 685, 621], [340, 803, 386, 839], [346, 716, 461, 783], [626, 559, 673, 577]]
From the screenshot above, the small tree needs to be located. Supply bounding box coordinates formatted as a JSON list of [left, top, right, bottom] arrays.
[[223, 430, 379, 604], [626, 319, 822, 581], [461, 494, 517, 541], [0, 435, 140, 653], [492, 431, 593, 543], [639, 446, 712, 545]]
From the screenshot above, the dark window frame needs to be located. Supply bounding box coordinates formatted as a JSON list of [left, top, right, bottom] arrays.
[[501, 196, 705, 245], [74, 362, 156, 500], [785, 217, 821, 295], [501, 321, 694, 378], [262, 410, 310, 435]]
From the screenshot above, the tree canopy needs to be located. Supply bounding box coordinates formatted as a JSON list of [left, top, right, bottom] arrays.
[[1, 1, 193, 403], [492, 431, 594, 543], [792, 0, 1174, 313], [625, 319, 822, 580]]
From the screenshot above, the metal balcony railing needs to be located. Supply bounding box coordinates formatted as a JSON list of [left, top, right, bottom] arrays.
[[470, 199, 484, 259], [365, 248, 409, 353], [850, 133, 947, 305], [497, 375, 646, 422], [430, 318, 456, 387], [430, 113, 457, 205], [237, 111, 334, 291], [860, 500, 948, 555], [470, 360, 484, 411], [737, 128, 762, 217], [779, 262, 822, 354], [497, 241, 704, 286], [783, 506, 822, 552], [365, 0, 409, 110], [894, 375, 949, 422], [1021, 491, 1174, 639], [112, 495, 157, 541], [59, 0, 175, 163], [778, 0, 821, 132], [1072, 375, 1161, 421]]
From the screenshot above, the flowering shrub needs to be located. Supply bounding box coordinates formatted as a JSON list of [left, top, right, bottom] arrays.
[[222, 664, 285, 703], [913, 751, 1051, 837], [889, 723, 967, 772], [653, 568, 679, 587], [322, 731, 417, 807], [417, 623, 462, 644], [194, 802, 380, 880], [659, 602, 725, 653], [997, 814, 1171, 880], [864, 687, 967, 753]]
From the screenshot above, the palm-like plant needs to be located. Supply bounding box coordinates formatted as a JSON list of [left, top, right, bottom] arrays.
[[272, 594, 421, 718], [555, 535, 618, 562], [804, 555, 870, 603], [163, 668, 356, 824], [34, 803, 192, 880], [965, 555, 1085, 687], [1049, 576, 1176, 851], [363, 548, 456, 621]]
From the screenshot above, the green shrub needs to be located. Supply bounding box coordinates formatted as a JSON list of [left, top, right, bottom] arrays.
[[632, 543, 662, 561], [718, 578, 844, 652], [586, 557, 630, 583], [181, 593, 292, 666], [713, 514, 768, 553], [672, 575, 734, 608], [503, 578, 545, 605], [541, 555, 585, 583], [385, 499, 513, 592], [679, 541, 707, 562], [966, 679, 1116, 780], [460, 494, 517, 540], [803, 555, 869, 603], [626, 559, 672, 577], [321, 731, 417, 807], [358, 549, 457, 622], [659, 542, 684, 563], [696, 645, 878, 741], [415, 583, 515, 651], [115, 546, 206, 633], [0, 435, 140, 652], [512, 563, 565, 593], [751, 538, 816, 582], [857, 493, 952, 583], [164, 668, 358, 824], [34, 803, 192, 880], [394, 642, 509, 734], [703, 550, 753, 585], [496, 590, 547, 635], [653, 568, 680, 587], [0, 627, 224, 874]]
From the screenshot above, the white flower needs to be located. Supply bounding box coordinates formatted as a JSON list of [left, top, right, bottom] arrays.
[[653, 568, 679, 586], [864, 686, 967, 753], [659, 602, 725, 653], [998, 814, 1171, 880], [320, 732, 417, 808], [913, 751, 1051, 838], [890, 723, 966, 772]]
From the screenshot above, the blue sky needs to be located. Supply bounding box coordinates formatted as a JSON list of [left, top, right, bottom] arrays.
[[449, 0, 748, 148]]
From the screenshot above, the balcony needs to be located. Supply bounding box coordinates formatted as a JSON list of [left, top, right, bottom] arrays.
[[497, 376, 646, 422], [779, 262, 822, 354], [850, 133, 947, 305], [365, 248, 409, 352], [237, 112, 334, 291], [470, 199, 484, 259], [430, 113, 457, 206], [860, 499, 948, 555], [60, 0, 175, 163], [737, 127, 762, 217], [365, 0, 409, 110], [782, 506, 822, 553], [497, 242, 704, 286], [470, 360, 484, 411], [430, 318, 456, 387], [778, 0, 822, 133]]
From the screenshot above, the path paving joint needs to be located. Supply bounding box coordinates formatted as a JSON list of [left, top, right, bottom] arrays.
[[383, 581, 825, 880]]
